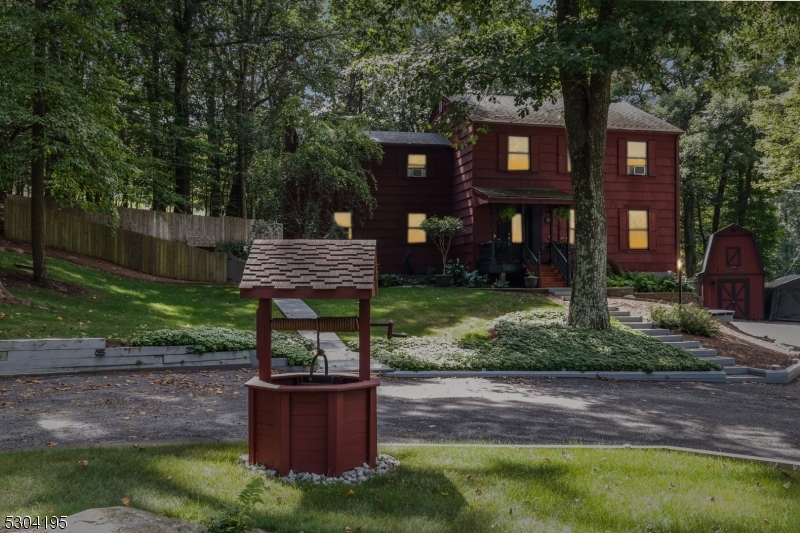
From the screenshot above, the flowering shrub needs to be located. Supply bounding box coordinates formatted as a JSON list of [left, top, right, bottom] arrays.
[[650, 303, 719, 337]]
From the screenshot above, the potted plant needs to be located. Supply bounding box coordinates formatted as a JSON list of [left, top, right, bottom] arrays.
[[419, 216, 465, 287], [524, 268, 538, 288]]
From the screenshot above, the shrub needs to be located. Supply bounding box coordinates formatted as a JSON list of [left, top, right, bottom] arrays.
[[379, 273, 404, 287], [650, 303, 719, 337], [130, 327, 314, 366], [215, 241, 250, 262], [445, 259, 468, 286], [464, 270, 490, 288], [607, 271, 693, 293]]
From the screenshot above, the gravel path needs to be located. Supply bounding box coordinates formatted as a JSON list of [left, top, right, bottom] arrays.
[[2, 369, 798, 461]]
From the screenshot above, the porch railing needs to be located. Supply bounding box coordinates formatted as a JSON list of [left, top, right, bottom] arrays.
[[522, 245, 541, 288], [551, 241, 571, 286], [477, 241, 522, 266]]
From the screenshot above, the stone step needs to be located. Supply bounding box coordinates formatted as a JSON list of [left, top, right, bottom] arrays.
[[615, 316, 643, 323], [724, 366, 750, 375], [607, 306, 619, 312], [685, 348, 718, 357], [561, 296, 571, 301], [666, 340, 702, 349], [726, 375, 768, 383], [639, 329, 671, 336], [700, 356, 736, 366], [626, 321, 655, 329], [609, 311, 631, 317], [651, 335, 685, 343]]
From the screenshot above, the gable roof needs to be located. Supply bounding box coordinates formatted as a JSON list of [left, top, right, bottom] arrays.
[[240, 239, 377, 299], [699, 224, 764, 275], [366, 131, 451, 146], [449, 95, 683, 134]]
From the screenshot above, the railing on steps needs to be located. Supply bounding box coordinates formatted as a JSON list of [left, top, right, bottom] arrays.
[[522, 245, 541, 288], [551, 241, 571, 287]]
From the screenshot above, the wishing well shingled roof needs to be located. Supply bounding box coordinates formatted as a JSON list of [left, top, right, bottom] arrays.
[[240, 240, 377, 291]]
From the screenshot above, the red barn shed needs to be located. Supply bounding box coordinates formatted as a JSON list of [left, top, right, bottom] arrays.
[[699, 224, 765, 320]]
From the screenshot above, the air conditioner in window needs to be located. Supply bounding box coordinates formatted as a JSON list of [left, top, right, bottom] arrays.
[[408, 168, 426, 177], [632, 166, 646, 175]]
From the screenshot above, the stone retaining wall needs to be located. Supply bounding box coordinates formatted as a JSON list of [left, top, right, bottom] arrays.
[[0, 338, 301, 376]]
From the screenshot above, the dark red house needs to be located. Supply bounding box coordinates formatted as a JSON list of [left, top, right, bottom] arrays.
[[340, 96, 683, 287], [698, 224, 765, 320]]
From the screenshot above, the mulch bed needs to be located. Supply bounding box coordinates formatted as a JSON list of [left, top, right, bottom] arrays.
[[674, 329, 797, 370], [0, 269, 90, 296]]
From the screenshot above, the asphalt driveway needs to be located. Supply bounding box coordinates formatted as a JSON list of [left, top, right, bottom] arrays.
[[1, 369, 798, 461]]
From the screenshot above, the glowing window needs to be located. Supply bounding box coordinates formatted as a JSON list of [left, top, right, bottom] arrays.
[[627, 141, 648, 175], [511, 213, 523, 243], [508, 136, 530, 171], [407, 154, 427, 177], [628, 210, 649, 249], [333, 212, 352, 239], [569, 209, 575, 245], [407, 213, 426, 243]]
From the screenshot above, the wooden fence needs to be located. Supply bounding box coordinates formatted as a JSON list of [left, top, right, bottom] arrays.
[[30, 200, 255, 244], [4, 196, 228, 283]]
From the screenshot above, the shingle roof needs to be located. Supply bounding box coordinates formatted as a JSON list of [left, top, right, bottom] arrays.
[[366, 131, 451, 146], [473, 187, 572, 203], [240, 240, 377, 293], [452, 95, 683, 134]]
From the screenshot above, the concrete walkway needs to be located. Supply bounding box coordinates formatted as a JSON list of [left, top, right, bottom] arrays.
[[273, 299, 385, 373], [732, 321, 800, 350]]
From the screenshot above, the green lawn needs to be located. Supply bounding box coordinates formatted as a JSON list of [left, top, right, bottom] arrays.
[[307, 288, 559, 341], [0, 251, 556, 342], [0, 251, 266, 341], [0, 443, 797, 533]]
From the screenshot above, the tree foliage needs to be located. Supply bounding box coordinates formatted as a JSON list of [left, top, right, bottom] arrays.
[[419, 216, 464, 275]]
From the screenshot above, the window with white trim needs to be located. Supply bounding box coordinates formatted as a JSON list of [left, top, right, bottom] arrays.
[[508, 136, 530, 171], [333, 212, 353, 239], [627, 141, 648, 175], [407, 154, 427, 177], [628, 210, 648, 249], [407, 213, 426, 243]]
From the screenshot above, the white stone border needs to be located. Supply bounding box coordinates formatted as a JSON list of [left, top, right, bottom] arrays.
[[746, 360, 800, 384], [382, 369, 730, 382], [0, 338, 307, 376]]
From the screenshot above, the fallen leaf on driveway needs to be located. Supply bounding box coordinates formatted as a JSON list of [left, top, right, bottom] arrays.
[[45, 442, 58, 447], [122, 417, 130, 420]]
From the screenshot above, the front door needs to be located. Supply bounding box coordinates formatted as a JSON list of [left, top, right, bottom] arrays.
[[718, 279, 750, 318], [523, 207, 542, 255]]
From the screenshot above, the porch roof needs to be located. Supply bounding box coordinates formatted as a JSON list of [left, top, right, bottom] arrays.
[[472, 186, 573, 205]]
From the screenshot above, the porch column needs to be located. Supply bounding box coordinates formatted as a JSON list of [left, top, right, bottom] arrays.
[[358, 298, 370, 382], [257, 298, 272, 381]]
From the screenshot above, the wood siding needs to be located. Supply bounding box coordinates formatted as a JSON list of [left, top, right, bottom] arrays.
[[355, 144, 454, 274], [4, 196, 227, 283]]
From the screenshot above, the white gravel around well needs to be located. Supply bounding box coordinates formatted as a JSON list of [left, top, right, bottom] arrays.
[[239, 453, 400, 485]]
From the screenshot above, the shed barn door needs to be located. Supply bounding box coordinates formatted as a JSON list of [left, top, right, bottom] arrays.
[[718, 279, 750, 319]]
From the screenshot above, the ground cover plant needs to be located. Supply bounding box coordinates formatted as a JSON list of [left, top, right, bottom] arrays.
[[650, 303, 720, 337], [359, 308, 720, 372], [0, 250, 274, 340], [0, 443, 797, 533], [131, 327, 313, 366], [306, 287, 560, 341]]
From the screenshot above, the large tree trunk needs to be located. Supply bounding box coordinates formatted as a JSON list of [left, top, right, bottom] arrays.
[[711, 155, 730, 233], [0, 279, 28, 306], [736, 161, 754, 226], [172, 0, 195, 214], [206, 77, 224, 217], [226, 52, 249, 218], [558, 0, 611, 331], [31, 0, 48, 284]]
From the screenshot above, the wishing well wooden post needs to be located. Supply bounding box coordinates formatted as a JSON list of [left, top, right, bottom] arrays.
[[242, 239, 380, 476]]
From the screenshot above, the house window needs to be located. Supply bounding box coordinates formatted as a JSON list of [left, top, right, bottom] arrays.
[[508, 136, 530, 171], [628, 210, 648, 249], [511, 213, 523, 243], [407, 154, 427, 177], [567, 151, 572, 173], [627, 141, 648, 175], [569, 209, 575, 245], [333, 212, 352, 239], [407, 213, 426, 243]]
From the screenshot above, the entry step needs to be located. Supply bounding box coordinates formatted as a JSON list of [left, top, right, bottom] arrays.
[[666, 341, 702, 349], [685, 348, 718, 357], [726, 375, 767, 383]]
